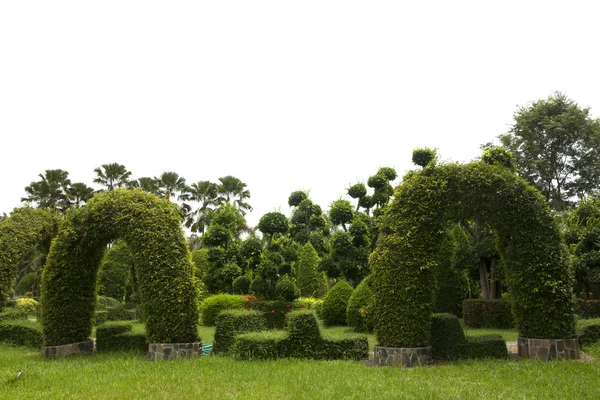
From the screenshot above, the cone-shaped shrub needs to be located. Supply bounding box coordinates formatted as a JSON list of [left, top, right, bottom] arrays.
[[321, 280, 354, 326], [346, 277, 374, 332], [296, 243, 320, 297]]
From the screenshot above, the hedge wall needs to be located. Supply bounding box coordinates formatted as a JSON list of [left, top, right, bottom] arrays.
[[41, 189, 199, 346], [200, 294, 246, 326], [576, 318, 600, 346], [0, 320, 43, 348], [462, 299, 514, 329], [371, 162, 575, 348], [243, 297, 293, 329], [213, 310, 265, 354]]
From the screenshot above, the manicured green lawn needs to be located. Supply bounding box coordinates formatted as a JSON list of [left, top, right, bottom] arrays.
[[1, 343, 599, 399]]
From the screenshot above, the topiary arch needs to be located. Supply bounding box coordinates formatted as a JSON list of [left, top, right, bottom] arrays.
[[41, 189, 198, 346], [0, 208, 58, 311], [371, 162, 575, 348]]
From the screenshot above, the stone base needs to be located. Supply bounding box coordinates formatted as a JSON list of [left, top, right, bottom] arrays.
[[517, 337, 580, 361], [43, 339, 95, 358], [148, 342, 202, 361], [374, 345, 431, 367]]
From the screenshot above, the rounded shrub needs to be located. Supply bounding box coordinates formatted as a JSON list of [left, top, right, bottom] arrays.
[[321, 280, 354, 326], [232, 275, 251, 295], [199, 294, 245, 326], [275, 276, 300, 302], [346, 277, 374, 332], [249, 276, 269, 299], [0, 320, 43, 348]]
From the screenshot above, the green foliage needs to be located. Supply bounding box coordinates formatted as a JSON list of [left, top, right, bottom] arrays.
[[212, 309, 265, 354], [321, 280, 354, 326], [293, 297, 324, 316], [22, 169, 72, 211], [576, 318, 600, 346], [371, 162, 575, 348], [296, 243, 321, 298], [98, 241, 133, 302], [191, 248, 210, 281], [329, 200, 354, 231], [231, 310, 368, 361], [412, 147, 438, 168], [93, 163, 132, 192], [249, 276, 270, 299], [481, 145, 516, 171], [288, 191, 308, 207], [199, 294, 245, 326], [581, 300, 600, 318], [0, 308, 27, 323], [346, 277, 374, 332], [95, 321, 147, 352], [15, 298, 38, 315], [14, 272, 37, 296], [347, 183, 367, 199], [463, 335, 508, 359], [97, 296, 135, 322], [232, 275, 252, 294], [243, 298, 293, 329], [41, 189, 199, 346], [258, 212, 289, 246], [462, 299, 514, 329], [377, 167, 398, 181], [0, 207, 58, 311], [275, 275, 300, 301], [0, 320, 43, 348]]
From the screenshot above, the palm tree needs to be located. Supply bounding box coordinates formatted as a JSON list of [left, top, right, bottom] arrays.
[[156, 172, 187, 200], [215, 175, 252, 216], [93, 163, 132, 191], [128, 177, 161, 196], [22, 169, 71, 211], [67, 182, 95, 208], [182, 181, 218, 233]]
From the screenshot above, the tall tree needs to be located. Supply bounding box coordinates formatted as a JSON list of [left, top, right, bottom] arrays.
[[67, 182, 95, 208], [156, 171, 187, 200], [93, 163, 132, 191], [129, 177, 161, 196], [215, 176, 252, 215], [498, 92, 600, 211], [182, 181, 218, 233], [22, 169, 71, 211]]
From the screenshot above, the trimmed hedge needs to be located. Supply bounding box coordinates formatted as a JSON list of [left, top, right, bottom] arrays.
[[0, 308, 27, 323], [371, 162, 575, 348], [41, 189, 199, 346], [321, 280, 354, 326], [213, 310, 266, 354], [200, 294, 245, 326], [462, 299, 514, 329], [576, 318, 600, 346], [0, 320, 43, 348], [293, 297, 324, 317], [231, 310, 368, 361], [429, 313, 507, 360], [346, 277, 374, 332], [581, 300, 600, 319], [96, 321, 147, 353], [243, 298, 293, 329]]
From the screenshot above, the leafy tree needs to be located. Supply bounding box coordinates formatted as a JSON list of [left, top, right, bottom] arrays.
[[22, 169, 71, 211], [412, 147, 438, 168], [288, 190, 308, 207], [296, 242, 321, 297], [155, 171, 187, 200], [258, 212, 289, 248], [328, 199, 353, 231], [498, 92, 600, 210], [67, 182, 95, 208], [93, 163, 132, 191], [480, 145, 516, 171], [215, 176, 252, 216], [347, 183, 367, 211], [182, 181, 218, 233]]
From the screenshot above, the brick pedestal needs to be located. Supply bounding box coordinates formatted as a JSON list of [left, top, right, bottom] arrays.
[[148, 342, 202, 361], [374, 345, 431, 367], [43, 339, 95, 358], [517, 337, 580, 361]]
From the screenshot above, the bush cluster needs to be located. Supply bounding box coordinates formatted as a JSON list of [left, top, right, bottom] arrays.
[[243, 297, 293, 329], [200, 294, 245, 326], [95, 321, 147, 352], [212, 310, 265, 354], [231, 310, 368, 361], [346, 277, 374, 332], [429, 313, 508, 360], [581, 300, 600, 319], [15, 297, 39, 315], [0, 308, 27, 323], [462, 299, 514, 329], [576, 318, 600, 346], [321, 280, 354, 326], [0, 320, 43, 348]]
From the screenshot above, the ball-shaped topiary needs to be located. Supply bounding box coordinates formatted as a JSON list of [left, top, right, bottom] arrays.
[[275, 275, 300, 302], [346, 277, 374, 332], [321, 280, 354, 326], [232, 275, 252, 294], [41, 189, 199, 346]]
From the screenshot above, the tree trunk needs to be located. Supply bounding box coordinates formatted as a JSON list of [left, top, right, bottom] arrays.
[[479, 261, 490, 299]]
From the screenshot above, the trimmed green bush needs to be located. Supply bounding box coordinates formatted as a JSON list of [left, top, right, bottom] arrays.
[[429, 313, 507, 360], [213, 310, 265, 354], [321, 280, 354, 326], [577, 318, 600, 346], [296, 243, 321, 298], [275, 275, 300, 302], [0, 320, 43, 348], [41, 189, 199, 346], [346, 277, 374, 332], [371, 162, 574, 348], [293, 297, 324, 317], [0, 308, 27, 323], [200, 294, 245, 326], [462, 299, 514, 329], [95, 321, 147, 353], [232, 275, 251, 295], [243, 298, 293, 329], [94, 310, 109, 326], [231, 310, 368, 361]]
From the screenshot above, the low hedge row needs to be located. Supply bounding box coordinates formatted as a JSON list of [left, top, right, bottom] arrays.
[[580, 300, 600, 319], [231, 310, 368, 361], [462, 299, 514, 329], [0, 308, 27, 323], [576, 318, 600, 346], [95, 321, 147, 353], [243, 298, 293, 329], [292, 297, 324, 317], [430, 313, 507, 360], [0, 320, 43, 348], [200, 294, 246, 326], [213, 310, 265, 354]]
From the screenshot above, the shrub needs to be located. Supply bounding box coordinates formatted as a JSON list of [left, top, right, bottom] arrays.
[[462, 299, 514, 329], [321, 280, 354, 326], [200, 294, 245, 326], [0, 320, 43, 348], [296, 243, 321, 297], [97, 241, 133, 302], [293, 297, 324, 317], [213, 310, 265, 354], [97, 296, 134, 321], [249, 276, 270, 299], [464, 334, 508, 359], [0, 308, 27, 323], [275, 276, 300, 302], [244, 298, 293, 329], [346, 277, 374, 332], [232, 330, 286, 360], [577, 318, 600, 346], [581, 300, 600, 319], [15, 298, 38, 315], [94, 310, 109, 326], [96, 321, 147, 353], [232, 275, 251, 295]]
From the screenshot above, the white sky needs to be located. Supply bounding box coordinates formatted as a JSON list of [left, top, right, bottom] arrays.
[[2, 1, 600, 228]]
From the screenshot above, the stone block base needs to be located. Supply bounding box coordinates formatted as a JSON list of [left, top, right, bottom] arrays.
[[517, 337, 580, 361], [374, 345, 431, 367], [148, 342, 202, 361], [43, 339, 95, 358]]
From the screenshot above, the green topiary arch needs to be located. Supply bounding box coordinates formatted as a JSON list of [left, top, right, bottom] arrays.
[[0, 208, 58, 311], [371, 162, 575, 348], [41, 189, 198, 346]]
